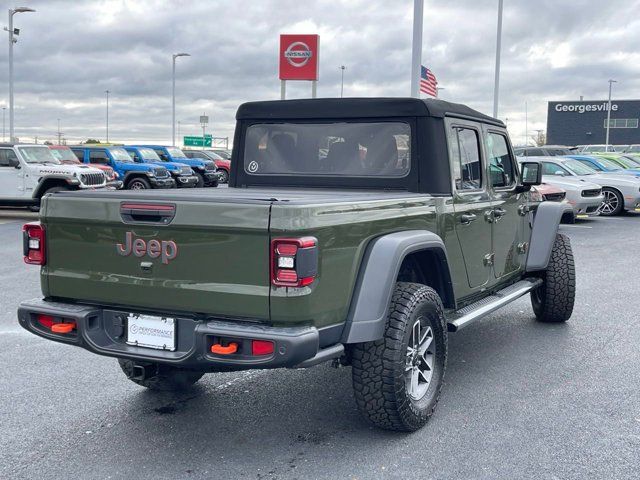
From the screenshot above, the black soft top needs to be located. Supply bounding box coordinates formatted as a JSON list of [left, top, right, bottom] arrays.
[[236, 97, 502, 126]]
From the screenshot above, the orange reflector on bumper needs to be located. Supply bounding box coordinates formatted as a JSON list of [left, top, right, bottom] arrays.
[[51, 322, 76, 334], [211, 342, 238, 355]]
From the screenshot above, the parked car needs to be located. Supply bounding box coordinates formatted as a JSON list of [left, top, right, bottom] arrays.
[[132, 145, 218, 187], [578, 144, 619, 153], [594, 153, 640, 173], [209, 148, 231, 160], [514, 145, 577, 156], [567, 154, 640, 177], [70, 145, 174, 190], [624, 145, 640, 154], [528, 183, 572, 221], [124, 146, 199, 188], [534, 156, 640, 216], [183, 149, 231, 183], [0, 143, 106, 210], [520, 158, 603, 220], [18, 97, 576, 432], [49, 145, 122, 189]]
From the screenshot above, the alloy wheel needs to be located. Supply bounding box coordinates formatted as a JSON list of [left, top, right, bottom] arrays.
[[600, 190, 619, 215], [405, 318, 435, 401], [129, 180, 147, 190]]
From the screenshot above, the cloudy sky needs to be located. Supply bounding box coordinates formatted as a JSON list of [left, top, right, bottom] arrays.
[[0, 0, 638, 146]]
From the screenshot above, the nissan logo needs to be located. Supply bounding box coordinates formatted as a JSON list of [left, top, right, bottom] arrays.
[[284, 41, 312, 67]]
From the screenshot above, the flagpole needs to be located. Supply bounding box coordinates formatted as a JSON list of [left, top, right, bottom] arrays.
[[410, 0, 424, 98]]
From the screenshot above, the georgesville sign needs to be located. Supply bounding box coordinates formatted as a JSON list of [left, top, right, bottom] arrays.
[[279, 34, 319, 81], [554, 102, 619, 113]]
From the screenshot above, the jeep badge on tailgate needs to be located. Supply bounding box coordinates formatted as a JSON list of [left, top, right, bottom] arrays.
[[116, 232, 178, 264]]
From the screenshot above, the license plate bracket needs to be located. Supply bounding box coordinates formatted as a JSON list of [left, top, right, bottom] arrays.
[[126, 314, 176, 351]]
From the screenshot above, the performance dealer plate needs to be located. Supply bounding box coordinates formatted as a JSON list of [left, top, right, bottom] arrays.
[[126, 314, 176, 351]]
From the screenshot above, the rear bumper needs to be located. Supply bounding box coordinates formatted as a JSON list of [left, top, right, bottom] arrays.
[[18, 299, 321, 371]]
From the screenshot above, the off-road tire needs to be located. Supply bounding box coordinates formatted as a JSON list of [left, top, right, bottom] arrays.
[[194, 172, 205, 188], [217, 169, 229, 183], [531, 233, 575, 323], [32, 186, 68, 211], [118, 359, 204, 391], [351, 282, 447, 431], [126, 177, 151, 190], [599, 187, 624, 216]]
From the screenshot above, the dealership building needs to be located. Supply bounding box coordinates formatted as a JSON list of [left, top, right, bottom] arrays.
[[546, 99, 640, 146]]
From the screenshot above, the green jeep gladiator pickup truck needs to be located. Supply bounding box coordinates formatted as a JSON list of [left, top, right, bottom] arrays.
[[18, 98, 576, 431]]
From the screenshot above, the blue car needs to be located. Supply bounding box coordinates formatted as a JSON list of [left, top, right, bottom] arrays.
[[124, 146, 199, 188], [131, 145, 218, 187], [70, 145, 175, 190], [566, 154, 640, 177]]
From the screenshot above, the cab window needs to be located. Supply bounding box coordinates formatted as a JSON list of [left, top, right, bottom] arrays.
[[486, 132, 515, 188], [450, 127, 482, 190]]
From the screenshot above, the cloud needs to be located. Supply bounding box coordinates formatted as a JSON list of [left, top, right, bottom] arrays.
[[0, 0, 638, 146]]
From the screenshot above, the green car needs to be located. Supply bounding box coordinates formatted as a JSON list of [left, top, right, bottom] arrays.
[[17, 98, 575, 432]]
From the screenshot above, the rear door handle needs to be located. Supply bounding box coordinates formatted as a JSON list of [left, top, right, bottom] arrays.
[[460, 213, 477, 224]]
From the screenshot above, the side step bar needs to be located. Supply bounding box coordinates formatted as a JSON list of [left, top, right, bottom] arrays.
[[447, 278, 543, 332], [292, 344, 345, 369]]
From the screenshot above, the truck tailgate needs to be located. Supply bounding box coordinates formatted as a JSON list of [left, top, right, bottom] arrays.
[[42, 194, 271, 319]]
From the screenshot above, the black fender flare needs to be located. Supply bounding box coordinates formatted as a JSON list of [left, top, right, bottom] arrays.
[[341, 230, 454, 344], [33, 176, 76, 199], [526, 201, 573, 272]]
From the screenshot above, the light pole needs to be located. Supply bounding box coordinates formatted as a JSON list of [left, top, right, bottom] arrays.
[[410, 0, 424, 98], [605, 79, 617, 152], [105, 90, 110, 142], [340, 65, 346, 98], [6, 6, 36, 142], [436, 86, 445, 98], [172, 52, 190, 146], [57, 118, 62, 145], [2, 107, 6, 141], [492, 0, 503, 118]]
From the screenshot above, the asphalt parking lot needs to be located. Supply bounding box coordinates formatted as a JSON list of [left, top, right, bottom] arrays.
[[1, 209, 639, 480]]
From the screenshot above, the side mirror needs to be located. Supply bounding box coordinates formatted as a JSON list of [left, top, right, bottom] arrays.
[[520, 161, 542, 186], [8, 157, 20, 169]]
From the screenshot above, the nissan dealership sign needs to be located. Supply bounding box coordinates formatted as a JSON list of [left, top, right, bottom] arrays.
[[279, 34, 319, 81], [554, 102, 619, 113]]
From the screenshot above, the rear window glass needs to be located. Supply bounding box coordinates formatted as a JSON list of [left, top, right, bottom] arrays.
[[243, 122, 410, 177]]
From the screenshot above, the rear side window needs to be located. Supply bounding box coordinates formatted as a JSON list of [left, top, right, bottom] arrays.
[[89, 150, 110, 165], [542, 162, 569, 175], [71, 149, 84, 161], [487, 132, 515, 188], [243, 122, 410, 177], [450, 127, 482, 190]]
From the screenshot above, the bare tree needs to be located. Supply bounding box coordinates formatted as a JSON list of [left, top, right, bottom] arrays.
[[531, 130, 546, 146]]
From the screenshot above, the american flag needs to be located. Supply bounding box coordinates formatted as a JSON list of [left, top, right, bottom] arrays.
[[420, 65, 438, 97]]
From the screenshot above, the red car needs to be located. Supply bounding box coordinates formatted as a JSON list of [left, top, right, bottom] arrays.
[[48, 145, 122, 188]]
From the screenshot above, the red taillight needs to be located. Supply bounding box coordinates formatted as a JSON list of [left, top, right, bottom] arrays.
[[37, 314, 55, 329], [252, 340, 275, 356], [270, 237, 318, 287], [23, 222, 46, 265]]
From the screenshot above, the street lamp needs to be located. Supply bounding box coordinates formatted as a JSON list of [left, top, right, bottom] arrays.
[[2, 106, 6, 141], [340, 65, 346, 98], [172, 52, 190, 146], [492, 0, 503, 118], [6, 6, 36, 142], [105, 90, 110, 142], [605, 79, 617, 152], [436, 86, 446, 98]]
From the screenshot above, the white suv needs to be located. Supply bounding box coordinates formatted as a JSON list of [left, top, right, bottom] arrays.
[[0, 143, 106, 210]]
